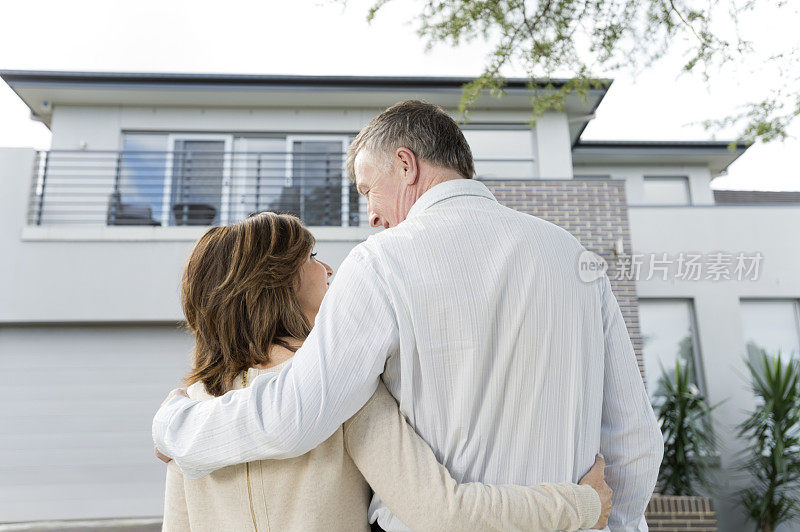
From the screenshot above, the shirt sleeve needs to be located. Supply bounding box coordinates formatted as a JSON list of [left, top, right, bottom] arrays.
[[162, 461, 191, 531], [152, 245, 399, 479], [598, 274, 664, 531], [343, 381, 602, 532]]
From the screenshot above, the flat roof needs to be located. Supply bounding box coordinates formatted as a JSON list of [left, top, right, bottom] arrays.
[[575, 139, 750, 150], [0, 70, 611, 142], [0, 70, 612, 91], [572, 140, 751, 175]]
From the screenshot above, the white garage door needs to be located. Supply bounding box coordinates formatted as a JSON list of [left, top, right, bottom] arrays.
[[0, 324, 193, 523]]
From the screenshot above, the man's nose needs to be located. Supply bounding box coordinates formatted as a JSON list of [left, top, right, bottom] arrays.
[[369, 213, 381, 227]]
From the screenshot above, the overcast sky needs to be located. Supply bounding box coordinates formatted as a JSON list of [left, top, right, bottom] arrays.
[[1, 0, 798, 190]]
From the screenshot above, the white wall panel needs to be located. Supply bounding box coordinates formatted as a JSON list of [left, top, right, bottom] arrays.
[[0, 324, 194, 522]]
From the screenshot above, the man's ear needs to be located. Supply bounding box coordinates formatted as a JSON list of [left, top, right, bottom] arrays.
[[396, 147, 419, 186]]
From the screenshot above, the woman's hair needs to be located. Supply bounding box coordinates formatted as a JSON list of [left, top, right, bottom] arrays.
[[182, 211, 315, 397]]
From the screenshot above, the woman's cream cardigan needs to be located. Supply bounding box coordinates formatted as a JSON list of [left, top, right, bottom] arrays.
[[163, 362, 601, 531]]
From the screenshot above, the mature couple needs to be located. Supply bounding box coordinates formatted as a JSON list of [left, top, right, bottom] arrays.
[[152, 100, 663, 531]]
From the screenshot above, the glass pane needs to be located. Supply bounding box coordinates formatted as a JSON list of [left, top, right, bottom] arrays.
[[171, 140, 225, 226], [285, 140, 344, 226], [231, 137, 286, 221], [740, 300, 800, 361], [642, 176, 690, 205], [639, 299, 699, 401], [117, 134, 168, 226]]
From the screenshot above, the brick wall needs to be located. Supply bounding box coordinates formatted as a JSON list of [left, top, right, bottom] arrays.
[[645, 495, 718, 531], [482, 178, 646, 382]]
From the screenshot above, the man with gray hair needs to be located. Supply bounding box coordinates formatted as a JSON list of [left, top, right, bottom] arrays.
[[154, 100, 663, 531]]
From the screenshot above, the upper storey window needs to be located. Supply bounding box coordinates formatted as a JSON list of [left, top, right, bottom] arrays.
[[642, 176, 691, 205]]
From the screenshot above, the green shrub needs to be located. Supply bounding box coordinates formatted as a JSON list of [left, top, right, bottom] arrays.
[[654, 357, 718, 496], [737, 350, 800, 532]]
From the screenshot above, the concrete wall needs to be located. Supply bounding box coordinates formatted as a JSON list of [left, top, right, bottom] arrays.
[[463, 129, 537, 179], [573, 164, 715, 205], [629, 204, 800, 532], [533, 113, 573, 179]]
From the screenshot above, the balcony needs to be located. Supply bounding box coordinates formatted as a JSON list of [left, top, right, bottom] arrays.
[[27, 149, 365, 227], [26, 150, 537, 228]]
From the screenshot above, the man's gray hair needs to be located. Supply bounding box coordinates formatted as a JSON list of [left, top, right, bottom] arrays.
[[346, 100, 475, 183]]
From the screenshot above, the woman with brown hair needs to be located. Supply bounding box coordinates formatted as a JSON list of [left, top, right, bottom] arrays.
[[162, 211, 611, 532]]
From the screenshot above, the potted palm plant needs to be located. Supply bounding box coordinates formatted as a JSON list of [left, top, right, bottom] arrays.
[[643, 355, 720, 531], [654, 356, 718, 495], [737, 350, 800, 532]]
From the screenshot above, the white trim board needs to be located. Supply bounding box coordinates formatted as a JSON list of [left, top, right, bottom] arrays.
[[20, 225, 379, 242]]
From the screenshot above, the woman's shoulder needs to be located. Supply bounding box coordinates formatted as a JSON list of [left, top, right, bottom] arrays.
[[342, 380, 397, 433], [186, 356, 292, 401], [186, 380, 219, 401]]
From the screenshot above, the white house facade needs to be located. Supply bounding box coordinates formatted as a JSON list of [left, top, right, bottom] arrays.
[[0, 71, 798, 531]]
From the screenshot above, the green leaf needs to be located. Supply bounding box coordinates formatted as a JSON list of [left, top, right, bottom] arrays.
[[736, 351, 800, 531]]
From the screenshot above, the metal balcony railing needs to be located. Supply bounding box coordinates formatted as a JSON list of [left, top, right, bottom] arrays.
[[26, 150, 537, 227]]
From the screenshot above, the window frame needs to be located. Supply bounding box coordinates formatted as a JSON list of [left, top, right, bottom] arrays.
[[163, 133, 234, 226], [638, 297, 707, 396], [285, 135, 364, 227], [739, 298, 800, 361], [642, 175, 692, 206]]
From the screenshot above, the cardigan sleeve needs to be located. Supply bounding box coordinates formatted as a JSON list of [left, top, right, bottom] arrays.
[[343, 381, 601, 532], [162, 460, 191, 532]]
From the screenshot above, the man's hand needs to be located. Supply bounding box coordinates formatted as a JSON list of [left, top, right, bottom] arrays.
[[154, 388, 189, 463], [579, 454, 612, 529], [154, 442, 171, 463]]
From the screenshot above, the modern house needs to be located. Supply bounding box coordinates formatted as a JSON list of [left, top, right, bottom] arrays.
[[1, 70, 798, 531]]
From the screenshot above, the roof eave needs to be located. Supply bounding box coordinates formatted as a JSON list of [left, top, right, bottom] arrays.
[[572, 140, 751, 175], [0, 70, 613, 93]]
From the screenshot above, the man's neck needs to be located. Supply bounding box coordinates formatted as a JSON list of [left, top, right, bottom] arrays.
[[417, 173, 464, 198]]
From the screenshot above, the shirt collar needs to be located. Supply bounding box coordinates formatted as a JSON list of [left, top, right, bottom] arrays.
[[405, 179, 497, 220]]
